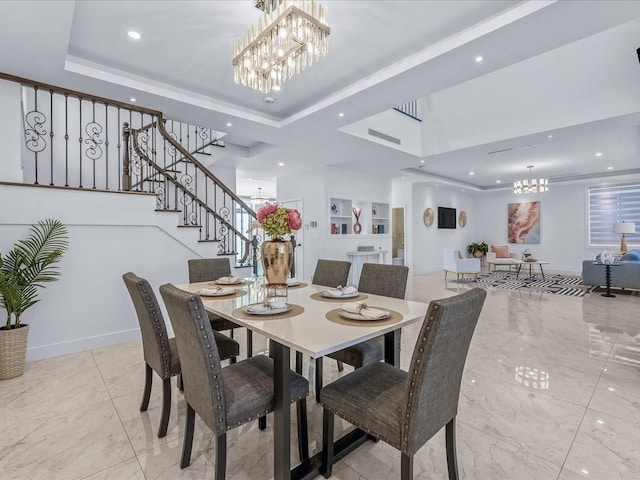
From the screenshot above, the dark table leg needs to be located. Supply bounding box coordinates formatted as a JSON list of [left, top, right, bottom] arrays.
[[273, 342, 291, 480], [384, 330, 400, 366], [539, 264, 545, 280], [602, 264, 616, 298]]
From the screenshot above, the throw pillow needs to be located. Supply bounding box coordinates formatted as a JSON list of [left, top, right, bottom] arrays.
[[492, 245, 509, 258], [621, 250, 640, 262]]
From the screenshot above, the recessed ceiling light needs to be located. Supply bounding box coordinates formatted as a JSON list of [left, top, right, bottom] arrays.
[[581, 470, 589, 475], [226, 122, 232, 127], [272, 85, 281, 91], [596, 419, 604, 425], [595, 152, 603, 157], [339, 112, 344, 117], [127, 31, 141, 40], [129, 97, 136, 102], [469, 171, 475, 175], [420, 160, 425, 164], [247, 177, 252, 181], [547, 134, 553, 138], [496, 180, 501, 184], [607, 166, 613, 170], [608, 387, 615, 392], [278, 162, 284, 167], [475, 55, 483, 62]]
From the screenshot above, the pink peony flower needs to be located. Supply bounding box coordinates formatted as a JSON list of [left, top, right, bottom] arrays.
[[257, 204, 278, 223], [287, 209, 302, 231]]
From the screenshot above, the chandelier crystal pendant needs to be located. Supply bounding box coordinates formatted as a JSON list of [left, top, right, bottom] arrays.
[[514, 165, 549, 194], [233, 0, 330, 94]]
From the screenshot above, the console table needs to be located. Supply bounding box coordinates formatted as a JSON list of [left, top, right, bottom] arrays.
[[347, 250, 388, 285]]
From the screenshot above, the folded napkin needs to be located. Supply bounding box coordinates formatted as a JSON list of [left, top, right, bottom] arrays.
[[286, 277, 300, 286], [198, 287, 234, 296], [245, 300, 288, 314], [322, 285, 359, 298], [216, 275, 241, 284], [341, 303, 390, 320]]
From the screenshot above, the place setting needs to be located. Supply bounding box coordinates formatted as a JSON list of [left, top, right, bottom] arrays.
[[310, 285, 369, 302], [208, 275, 253, 286], [196, 286, 247, 299], [325, 302, 403, 326], [286, 277, 308, 289], [232, 298, 304, 320]]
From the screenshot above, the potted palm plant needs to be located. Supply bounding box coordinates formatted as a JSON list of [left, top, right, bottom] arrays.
[[0, 219, 69, 379], [467, 241, 489, 258]]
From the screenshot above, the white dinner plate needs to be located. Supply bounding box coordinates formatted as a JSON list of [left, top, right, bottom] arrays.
[[321, 290, 360, 299], [198, 288, 236, 297], [243, 303, 292, 315], [338, 309, 391, 321], [213, 277, 243, 285], [286, 280, 301, 287]]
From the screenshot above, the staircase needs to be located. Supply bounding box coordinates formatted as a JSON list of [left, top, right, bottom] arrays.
[[3, 72, 261, 271]]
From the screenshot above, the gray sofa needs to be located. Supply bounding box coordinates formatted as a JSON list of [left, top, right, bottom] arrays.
[[582, 250, 640, 290]]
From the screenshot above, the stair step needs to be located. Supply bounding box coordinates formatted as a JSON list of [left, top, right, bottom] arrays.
[[198, 238, 220, 243], [155, 209, 181, 213], [177, 224, 201, 228], [217, 252, 237, 256]]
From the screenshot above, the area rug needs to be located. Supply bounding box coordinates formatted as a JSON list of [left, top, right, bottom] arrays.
[[470, 271, 598, 297]]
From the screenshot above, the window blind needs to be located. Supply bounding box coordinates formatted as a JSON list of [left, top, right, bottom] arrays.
[[588, 183, 640, 246]]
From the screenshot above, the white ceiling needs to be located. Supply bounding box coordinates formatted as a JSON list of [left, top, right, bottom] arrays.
[[1, 0, 640, 196]]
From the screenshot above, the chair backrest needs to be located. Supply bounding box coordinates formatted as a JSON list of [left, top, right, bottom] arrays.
[[312, 259, 351, 287], [402, 287, 486, 455], [357, 263, 408, 299], [188, 258, 232, 283], [122, 272, 174, 379], [442, 249, 460, 269], [159, 283, 227, 436]]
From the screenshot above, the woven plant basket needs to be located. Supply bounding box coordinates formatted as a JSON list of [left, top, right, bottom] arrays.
[[0, 324, 30, 380]]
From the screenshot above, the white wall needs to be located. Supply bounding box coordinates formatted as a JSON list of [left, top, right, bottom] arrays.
[[0, 79, 23, 182], [409, 183, 479, 274], [278, 166, 392, 284], [0, 184, 214, 361], [474, 174, 640, 272]]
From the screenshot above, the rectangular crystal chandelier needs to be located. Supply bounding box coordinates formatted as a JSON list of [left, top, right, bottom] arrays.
[[233, 0, 330, 94], [513, 166, 549, 194]]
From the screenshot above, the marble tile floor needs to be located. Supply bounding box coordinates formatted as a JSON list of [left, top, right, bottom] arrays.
[[1, 271, 640, 479]]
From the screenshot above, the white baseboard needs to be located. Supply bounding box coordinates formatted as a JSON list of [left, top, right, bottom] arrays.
[[26, 328, 141, 362]]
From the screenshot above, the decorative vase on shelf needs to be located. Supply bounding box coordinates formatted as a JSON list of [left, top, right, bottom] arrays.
[[261, 238, 292, 284], [352, 207, 362, 234]]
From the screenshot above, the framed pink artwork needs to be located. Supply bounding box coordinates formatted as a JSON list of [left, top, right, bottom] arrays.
[[508, 201, 540, 244]]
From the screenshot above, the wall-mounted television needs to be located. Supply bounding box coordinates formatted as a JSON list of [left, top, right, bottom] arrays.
[[438, 207, 457, 229]]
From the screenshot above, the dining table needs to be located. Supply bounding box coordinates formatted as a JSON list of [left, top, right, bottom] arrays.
[[176, 278, 429, 480]]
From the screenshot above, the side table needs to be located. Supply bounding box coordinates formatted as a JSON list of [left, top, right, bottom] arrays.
[[592, 262, 622, 297]]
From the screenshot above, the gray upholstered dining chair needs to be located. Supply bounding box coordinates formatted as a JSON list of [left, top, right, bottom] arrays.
[[320, 287, 487, 480], [188, 257, 251, 359], [315, 263, 408, 402], [159, 283, 310, 476], [310, 259, 352, 402], [123, 272, 239, 438], [312, 259, 351, 288]]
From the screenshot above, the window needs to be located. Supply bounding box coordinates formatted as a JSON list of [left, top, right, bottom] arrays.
[[588, 183, 640, 246]]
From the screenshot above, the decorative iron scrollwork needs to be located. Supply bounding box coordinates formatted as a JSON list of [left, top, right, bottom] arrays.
[[187, 211, 198, 226], [24, 110, 47, 153], [155, 186, 165, 209], [84, 121, 104, 161]]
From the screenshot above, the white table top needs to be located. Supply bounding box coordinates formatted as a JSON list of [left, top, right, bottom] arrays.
[[176, 280, 429, 358]]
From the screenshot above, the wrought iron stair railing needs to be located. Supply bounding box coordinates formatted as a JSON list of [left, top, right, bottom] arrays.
[[2, 72, 260, 270], [124, 119, 259, 267]]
